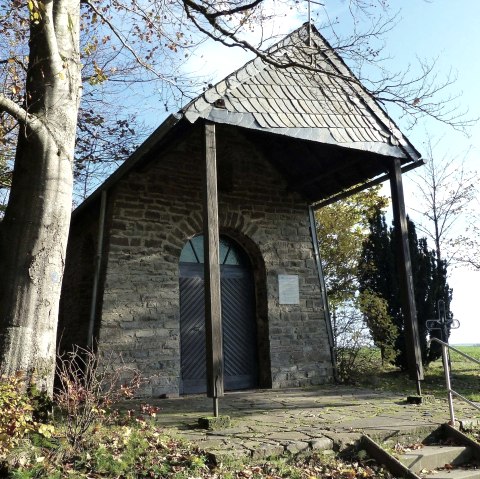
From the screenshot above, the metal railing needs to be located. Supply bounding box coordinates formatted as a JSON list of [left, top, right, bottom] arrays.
[[430, 337, 480, 426]]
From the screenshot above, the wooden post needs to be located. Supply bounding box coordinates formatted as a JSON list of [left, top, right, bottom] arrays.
[[389, 158, 424, 394], [203, 121, 224, 414]]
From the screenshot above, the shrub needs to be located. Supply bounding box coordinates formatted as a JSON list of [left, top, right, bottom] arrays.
[[332, 299, 376, 382], [55, 345, 143, 448], [0, 372, 54, 460]]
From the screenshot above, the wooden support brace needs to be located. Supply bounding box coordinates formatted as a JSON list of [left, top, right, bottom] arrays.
[[389, 158, 424, 391], [203, 121, 224, 405]]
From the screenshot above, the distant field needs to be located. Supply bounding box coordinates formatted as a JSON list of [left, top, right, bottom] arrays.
[[441, 345, 480, 402], [355, 344, 480, 403], [453, 345, 480, 360]]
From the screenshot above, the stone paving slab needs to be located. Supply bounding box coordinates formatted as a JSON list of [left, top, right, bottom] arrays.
[[125, 385, 480, 460]]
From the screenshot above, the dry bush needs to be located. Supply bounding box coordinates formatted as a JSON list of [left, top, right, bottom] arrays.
[[55, 346, 143, 447], [332, 301, 378, 382]]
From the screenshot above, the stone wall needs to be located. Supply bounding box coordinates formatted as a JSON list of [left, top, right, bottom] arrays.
[[94, 122, 333, 396], [58, 205, 100, 353]]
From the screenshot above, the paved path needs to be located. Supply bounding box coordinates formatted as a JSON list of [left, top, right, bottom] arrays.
[[131, 386, 477, 461]]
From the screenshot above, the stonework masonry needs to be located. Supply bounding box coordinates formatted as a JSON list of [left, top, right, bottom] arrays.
[[60, 122, 334, 397]]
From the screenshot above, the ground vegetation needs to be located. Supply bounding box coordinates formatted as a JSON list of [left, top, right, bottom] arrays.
[[3, 345, 479, 477]]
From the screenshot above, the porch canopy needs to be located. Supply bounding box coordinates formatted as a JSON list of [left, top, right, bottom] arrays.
[[179, 22, 424, 405], [83, 23, 422, 206], [182, 23, 421, 203]]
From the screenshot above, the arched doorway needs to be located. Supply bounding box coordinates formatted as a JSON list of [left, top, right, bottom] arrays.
[[179, 235, 258, 394]]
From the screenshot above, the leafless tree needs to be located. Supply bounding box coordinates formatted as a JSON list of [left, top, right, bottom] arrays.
[[409, 136, 478, 267]]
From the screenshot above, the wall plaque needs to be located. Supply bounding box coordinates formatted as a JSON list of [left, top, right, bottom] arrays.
[[278, 274, 300, 304]]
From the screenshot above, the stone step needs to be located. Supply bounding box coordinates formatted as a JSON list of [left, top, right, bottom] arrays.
[[422, 468, 480, 479], [398, 445, 472, 473]]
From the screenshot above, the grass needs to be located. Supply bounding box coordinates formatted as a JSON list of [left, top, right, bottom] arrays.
[[6, 419, 215, 478], [3, 346, 479, 477], [4, 415, 397, 479], [352, 345, 480, 402], [442, 345, 480, 402]]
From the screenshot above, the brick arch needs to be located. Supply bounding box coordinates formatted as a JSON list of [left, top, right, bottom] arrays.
[[173, 210, 261, 261], [171, 211, 203, 259]]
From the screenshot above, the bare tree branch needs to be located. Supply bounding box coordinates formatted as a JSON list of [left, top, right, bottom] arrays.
[[0, 93, 30, 125], [409, 136, 478, 266], [83, 0, 169, 82]]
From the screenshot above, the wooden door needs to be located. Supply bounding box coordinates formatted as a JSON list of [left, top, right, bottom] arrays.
[[179, 236, 258, 394]]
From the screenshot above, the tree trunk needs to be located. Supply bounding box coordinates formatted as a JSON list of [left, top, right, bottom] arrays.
[[0, 0, 81, 394]]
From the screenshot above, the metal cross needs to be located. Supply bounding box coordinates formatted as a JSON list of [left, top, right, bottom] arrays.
[[306, 1, 325, 46], [426, 299, 460, 343]]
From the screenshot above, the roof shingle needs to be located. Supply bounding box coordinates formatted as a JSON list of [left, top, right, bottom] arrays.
[[182, 23, 420, 162]]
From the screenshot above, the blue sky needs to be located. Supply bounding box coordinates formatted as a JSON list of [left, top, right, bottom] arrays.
[[180, 1, 480, 344], [367, 0, 480, 345]]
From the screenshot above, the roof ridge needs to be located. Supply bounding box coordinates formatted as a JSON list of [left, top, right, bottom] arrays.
[[182, 22, 420, 162], [183, 23, 314, 123], [307, 24, 419, 159]]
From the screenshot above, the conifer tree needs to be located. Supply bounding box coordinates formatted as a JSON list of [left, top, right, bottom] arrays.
[[359, 212, 452, 368]]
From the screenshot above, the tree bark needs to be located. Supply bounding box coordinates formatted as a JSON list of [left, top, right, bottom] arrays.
[[0, 0, 81, 394]]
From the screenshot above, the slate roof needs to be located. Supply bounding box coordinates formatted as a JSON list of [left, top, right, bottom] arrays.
[[72, 23, 422, 217], [183, 23, 419, 162]]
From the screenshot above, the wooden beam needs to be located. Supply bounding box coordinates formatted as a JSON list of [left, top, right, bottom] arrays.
[[389, 158, 424, 392], [292, 157, 358, 191], [313, 160, 425, 210], [308, 206, 338, 380], [203, 121, 224, 407]]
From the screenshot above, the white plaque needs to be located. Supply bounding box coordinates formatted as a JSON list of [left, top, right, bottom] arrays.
[[278, 274, 299, 304]]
